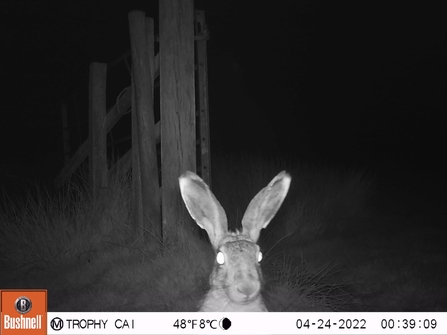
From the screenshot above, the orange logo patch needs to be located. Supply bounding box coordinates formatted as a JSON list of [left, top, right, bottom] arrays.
[[0, 290, 47, 335]]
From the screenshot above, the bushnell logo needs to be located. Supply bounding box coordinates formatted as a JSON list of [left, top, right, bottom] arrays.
[[14, 296, 32, 314]]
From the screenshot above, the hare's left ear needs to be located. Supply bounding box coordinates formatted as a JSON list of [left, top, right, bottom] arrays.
[[241, 171, 291, 242], [179, 171, 228, 249]]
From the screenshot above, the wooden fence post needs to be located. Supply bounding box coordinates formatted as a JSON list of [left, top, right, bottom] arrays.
[[160, 0, 196, 248], [129, 11, 161, 250], [195, 10, 211, 188], [60, 99, 71, 164], [89, 62, 108, 199]]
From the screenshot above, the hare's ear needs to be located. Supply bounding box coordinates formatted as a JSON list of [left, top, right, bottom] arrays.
[[242, 171, 291, 242], [179, 171, 228, 249]]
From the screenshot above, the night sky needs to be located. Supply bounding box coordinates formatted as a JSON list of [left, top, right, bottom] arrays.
[[2, 1, 446, 192]]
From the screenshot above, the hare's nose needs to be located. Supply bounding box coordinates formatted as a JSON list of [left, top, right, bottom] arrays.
[[237, 282, 260, 298]]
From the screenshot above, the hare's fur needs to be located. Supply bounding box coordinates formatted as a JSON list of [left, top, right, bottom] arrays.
[[179, 171, 291, 312]]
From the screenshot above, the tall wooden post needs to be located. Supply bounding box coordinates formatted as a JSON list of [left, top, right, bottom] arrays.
[[129, 11, 161, 250], [160, 0, 196, 248], [89, 62, 108, 200], [195, 10, 211, 188], [60, 99, 71, 163]]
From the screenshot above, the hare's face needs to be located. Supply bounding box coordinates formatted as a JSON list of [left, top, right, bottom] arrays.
[[215, 238, 263, 303]]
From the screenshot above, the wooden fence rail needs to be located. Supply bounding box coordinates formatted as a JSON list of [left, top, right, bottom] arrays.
[[54, 2, 210, 250]]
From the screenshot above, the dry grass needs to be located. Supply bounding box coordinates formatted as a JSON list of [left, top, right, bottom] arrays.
[[0, 154, 374, 311]]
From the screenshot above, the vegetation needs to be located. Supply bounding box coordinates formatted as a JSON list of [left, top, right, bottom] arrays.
[[0, 153, 402, 312]]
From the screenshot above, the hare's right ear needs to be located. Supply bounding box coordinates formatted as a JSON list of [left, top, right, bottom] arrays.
[[179, 171, 228, 249], [242, 171, 291, 242]]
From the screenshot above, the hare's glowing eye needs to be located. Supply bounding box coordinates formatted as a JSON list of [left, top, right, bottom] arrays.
[[216, 251, 225, 265], [257, 251, 263, 262]]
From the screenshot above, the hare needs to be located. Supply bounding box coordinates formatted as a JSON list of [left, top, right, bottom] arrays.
[[179, 171, 291, 311]]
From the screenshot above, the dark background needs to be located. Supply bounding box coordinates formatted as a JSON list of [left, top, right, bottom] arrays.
[[2, 1, 446, 194]]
